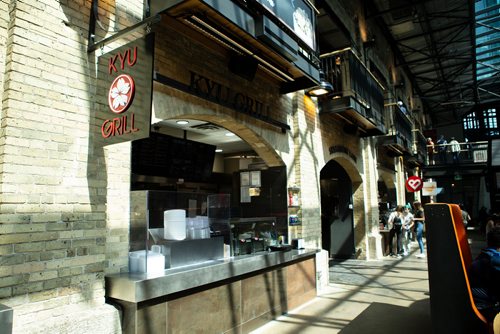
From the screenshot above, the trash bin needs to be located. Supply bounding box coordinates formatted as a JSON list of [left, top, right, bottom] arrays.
[[0, 304, 13, 334]]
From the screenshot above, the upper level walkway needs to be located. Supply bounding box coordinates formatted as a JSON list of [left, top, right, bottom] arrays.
[[427, 140, 488, 166], [251, 228, 488, 334]]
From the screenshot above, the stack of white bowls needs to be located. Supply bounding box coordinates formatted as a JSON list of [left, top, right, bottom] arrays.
[[197, 216, 210, 239], [128, 250, 165, 273], [186, 216, 210, 239], [163, 209, 186, 240]]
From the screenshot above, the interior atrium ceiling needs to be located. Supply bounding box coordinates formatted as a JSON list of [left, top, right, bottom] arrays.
[[317, 0, 499, 128]]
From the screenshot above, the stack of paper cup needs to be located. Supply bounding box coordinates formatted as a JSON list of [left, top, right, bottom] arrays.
[[164, 209, 186, 240]]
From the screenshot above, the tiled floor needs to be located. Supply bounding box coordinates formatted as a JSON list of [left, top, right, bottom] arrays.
[[251, 228, 487, 334]]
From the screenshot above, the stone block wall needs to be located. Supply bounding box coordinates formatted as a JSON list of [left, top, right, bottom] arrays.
[[0, 0, 410, 331], [0, 0, 144, 332]]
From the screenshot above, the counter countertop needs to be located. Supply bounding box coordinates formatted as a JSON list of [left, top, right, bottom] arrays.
[[105, 248, 318, 303]]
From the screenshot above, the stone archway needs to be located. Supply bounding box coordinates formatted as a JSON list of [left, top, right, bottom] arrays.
[[150, 87, 292, 238], [152, 87, 286, 168], [327, 153, 363, 186]]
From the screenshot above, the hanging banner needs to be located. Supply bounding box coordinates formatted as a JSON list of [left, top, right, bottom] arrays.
[[405, 175, 423, 192], [95, 33, 154, 146]]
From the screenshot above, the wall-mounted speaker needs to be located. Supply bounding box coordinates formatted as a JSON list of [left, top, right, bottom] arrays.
[[228, 54, 258, 81]]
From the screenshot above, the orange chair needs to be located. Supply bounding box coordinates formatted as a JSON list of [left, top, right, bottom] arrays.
[[425, 203, 493, 334]]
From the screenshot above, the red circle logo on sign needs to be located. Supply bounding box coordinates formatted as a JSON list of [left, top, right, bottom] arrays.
[[406, 176, 423, 192], [108, 74, 135, 114]]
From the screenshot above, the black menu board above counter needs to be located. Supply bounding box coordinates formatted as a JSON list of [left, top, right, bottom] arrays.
[[132, 132, 216, 182]]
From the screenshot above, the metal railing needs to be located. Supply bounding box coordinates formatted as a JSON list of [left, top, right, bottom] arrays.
[[321, 50, 385, 126], [426, 140, 488, 165]]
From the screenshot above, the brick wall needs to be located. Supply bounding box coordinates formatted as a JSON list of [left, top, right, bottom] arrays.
[[0, 0, 144, 332], [289, 94, 324, 247]]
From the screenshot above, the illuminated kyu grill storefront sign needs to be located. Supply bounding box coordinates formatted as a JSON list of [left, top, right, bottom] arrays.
[[96, 34, 155, 145]]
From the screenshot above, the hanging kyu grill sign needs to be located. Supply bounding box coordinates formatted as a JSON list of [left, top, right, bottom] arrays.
[[96, 33, 154, 145]]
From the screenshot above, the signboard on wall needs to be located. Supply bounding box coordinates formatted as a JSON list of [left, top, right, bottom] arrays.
[[95, 33, 155, 145], [256, 0, 316, 49], [405, 176, 423, 192], [422, 181, 438, 196]]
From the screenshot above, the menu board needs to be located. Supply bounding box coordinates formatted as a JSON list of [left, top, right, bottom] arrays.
[[132, 132, 216, 181]]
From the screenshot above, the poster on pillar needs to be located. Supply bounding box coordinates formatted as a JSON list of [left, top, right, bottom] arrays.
[[95, 33, 154, 146], [405, 176, 423, 192]]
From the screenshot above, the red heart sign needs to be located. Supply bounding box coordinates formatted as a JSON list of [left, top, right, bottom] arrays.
[[406, 176, 423, 192]]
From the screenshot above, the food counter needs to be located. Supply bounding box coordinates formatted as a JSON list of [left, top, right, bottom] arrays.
[[107, 191, 319, 333], [106, 248, 318, 333], [106, 248, 317, 303]]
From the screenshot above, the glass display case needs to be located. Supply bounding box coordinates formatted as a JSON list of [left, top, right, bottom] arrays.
[[129, 191, 231, 273], [229, 217, 279, 256]]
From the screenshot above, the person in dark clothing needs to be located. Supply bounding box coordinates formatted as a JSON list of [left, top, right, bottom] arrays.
[[436, 135, 447, 163], [413, 201, 426, 258], [388, 205, 405, 257], [470, 226, 500, 321]]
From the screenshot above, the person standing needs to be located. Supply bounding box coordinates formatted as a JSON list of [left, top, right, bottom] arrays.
[[459, 203, 471, 229], [388, 205, 405, 257], [436, 135, 447, 163], [427, 137, 435, 165], [402, 205, 414, 256], [413, 201, 426, 258], [449, 137, 461, 164]]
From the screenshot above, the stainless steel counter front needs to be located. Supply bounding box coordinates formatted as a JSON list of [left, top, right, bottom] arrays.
[[105, 249, 318, 303]]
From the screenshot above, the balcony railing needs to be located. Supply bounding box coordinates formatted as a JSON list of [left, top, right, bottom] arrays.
[[427, 141, 488, 165], [379, 106, 414, 156], [319, 49, 386, 136], [393, 106, 413, 150]]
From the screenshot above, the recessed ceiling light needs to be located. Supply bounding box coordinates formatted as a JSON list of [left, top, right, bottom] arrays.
[[215, 149, 223, 153], [176, 120, 189, 125], [225, 132, 235, 137]]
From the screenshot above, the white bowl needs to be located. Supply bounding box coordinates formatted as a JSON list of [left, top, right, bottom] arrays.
[[164, 209, 186, 220]]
